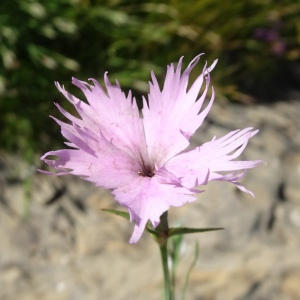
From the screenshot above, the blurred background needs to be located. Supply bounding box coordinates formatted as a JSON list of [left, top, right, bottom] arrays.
[[1, 1, 300, 299], [1, 0, 300, 157]]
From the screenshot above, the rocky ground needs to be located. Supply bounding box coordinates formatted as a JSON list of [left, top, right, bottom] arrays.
[[0, 98, 300, 300]]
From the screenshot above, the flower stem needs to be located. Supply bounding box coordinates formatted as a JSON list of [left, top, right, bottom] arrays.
[[159, 241, 173, 300], [156, 211, 174, 300]]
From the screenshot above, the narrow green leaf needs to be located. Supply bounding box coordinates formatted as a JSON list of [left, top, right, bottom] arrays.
[[169, 227, 224, 237], [145, 225, 159, 236], [102, 208, 130, 221], [170, 234, 184, 296], [181, 241, 199, 300]]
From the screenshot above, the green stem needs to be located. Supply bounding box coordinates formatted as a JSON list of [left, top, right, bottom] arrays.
[[160, 242, 172, 300], [156, 211, 174, 300]]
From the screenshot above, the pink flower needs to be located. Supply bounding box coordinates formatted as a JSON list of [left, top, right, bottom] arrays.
[[40, 55, 262, 243]]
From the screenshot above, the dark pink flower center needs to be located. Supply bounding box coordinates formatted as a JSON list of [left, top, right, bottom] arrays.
[[138, 168, 155, 177]]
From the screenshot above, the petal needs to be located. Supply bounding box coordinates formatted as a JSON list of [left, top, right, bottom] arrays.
[[112, 176, 196, 243], [196, 128, 262, 172], [40, 129, 141, 189], [165, 128, 263, 192], [165, 156, 210, 189], [142, 55, 217, 167], [209, 171, 256, 197], [55, 76, 150, 166]]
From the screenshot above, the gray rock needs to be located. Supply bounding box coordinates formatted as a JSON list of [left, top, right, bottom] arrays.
[[0, 99, 300, 300]]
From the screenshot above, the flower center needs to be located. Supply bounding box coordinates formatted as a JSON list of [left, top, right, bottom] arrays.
[[138, 168, 155, 178]]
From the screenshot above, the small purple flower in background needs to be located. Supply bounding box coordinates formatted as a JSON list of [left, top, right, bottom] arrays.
[[254, 28, 279, 42], [254, 21, 286, 57], [40, 55, 262, 243]]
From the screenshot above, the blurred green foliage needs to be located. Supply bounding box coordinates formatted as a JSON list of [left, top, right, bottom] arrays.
[[1, 0, 300, 155]]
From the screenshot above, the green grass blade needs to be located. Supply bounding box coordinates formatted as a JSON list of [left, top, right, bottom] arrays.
[[180, 241, 199, 300]]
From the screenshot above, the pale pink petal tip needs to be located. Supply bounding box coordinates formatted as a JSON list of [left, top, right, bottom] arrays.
[[129, 221, 147, 244]]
